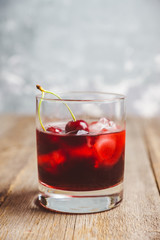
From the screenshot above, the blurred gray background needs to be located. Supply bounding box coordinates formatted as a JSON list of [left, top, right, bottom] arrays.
[[0, 0, 160, 116]]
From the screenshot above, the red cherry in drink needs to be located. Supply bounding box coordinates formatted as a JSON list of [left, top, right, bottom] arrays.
[[47, 126, 62, 134], [65, 120, 89, 134]]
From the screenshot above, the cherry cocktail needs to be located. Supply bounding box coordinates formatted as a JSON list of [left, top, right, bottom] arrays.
[[36, 86, 126, 213], [37, 121, 125, 191]]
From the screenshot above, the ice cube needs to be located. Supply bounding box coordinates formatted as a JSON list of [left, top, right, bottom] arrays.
[[94, 135, 116, 166], [89, 118, 109, 132], [94, 130, 125, 167], [69, 144, 92, 159], [89, 118, 117, 133], [108, 120, 116, 128], [76, 130, 89, 135], [99, 117, 109, 125]]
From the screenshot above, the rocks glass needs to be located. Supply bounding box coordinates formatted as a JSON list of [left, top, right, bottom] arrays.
[[36, 92, 126, 213]]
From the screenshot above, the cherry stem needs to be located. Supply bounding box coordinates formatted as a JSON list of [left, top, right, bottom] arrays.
[[36, 85, 76, 131]]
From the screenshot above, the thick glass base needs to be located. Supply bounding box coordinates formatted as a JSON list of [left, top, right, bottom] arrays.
[[38, 182, 123, 213]]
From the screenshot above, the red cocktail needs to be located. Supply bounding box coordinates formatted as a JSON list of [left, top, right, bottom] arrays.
[[37, 120, 125, 191], [36, 87, 126, 213]]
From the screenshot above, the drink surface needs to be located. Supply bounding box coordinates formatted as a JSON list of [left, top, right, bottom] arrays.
[[36, 120, 125, 191]]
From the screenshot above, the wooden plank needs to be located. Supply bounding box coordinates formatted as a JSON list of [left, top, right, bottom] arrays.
[[0, 115, 35, 152], [142, 118, 160, 193], [0, 117, 160, 240], [0, 115, 19, 137], [0, 157, 77, 240], [0, 116, 35, 206]]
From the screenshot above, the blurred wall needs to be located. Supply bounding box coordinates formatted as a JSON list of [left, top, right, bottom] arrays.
[[0, 0, 160, 116]]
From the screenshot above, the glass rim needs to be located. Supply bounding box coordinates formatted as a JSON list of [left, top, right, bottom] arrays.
[[36, 91, 126, 102]]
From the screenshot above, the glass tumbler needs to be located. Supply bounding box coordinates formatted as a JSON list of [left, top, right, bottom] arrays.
[[36, 92, 126, 213]]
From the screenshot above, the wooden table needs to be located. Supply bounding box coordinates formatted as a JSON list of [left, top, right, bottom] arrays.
[[0, 115, 160, 240]]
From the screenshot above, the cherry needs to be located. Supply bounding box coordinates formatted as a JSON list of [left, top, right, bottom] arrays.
[[47, 126, 62, 134], [65, 120, 89, 134]]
